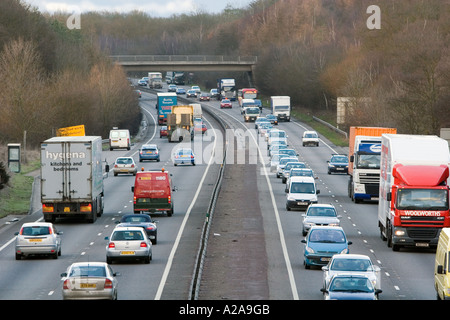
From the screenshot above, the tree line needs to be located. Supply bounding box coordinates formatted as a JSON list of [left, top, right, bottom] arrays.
[[0, 0, 140, 149], [54, 0, 449, 134]]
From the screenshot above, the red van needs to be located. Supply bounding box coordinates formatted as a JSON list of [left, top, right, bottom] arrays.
[[132, 169, 174, 216]]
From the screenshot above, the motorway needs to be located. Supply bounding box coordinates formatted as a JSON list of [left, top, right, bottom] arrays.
[[0, 82, 438, 300]]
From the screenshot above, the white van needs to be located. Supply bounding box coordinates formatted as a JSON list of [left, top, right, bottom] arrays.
[[109, 129, 130, 151], [435, 228, 450, 299], [285, 176, 319, 211]]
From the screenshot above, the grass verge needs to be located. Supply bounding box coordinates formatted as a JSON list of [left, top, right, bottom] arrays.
[[0, 159, 40, 219]]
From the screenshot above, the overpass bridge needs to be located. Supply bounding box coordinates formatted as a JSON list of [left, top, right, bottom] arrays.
[[110, 55, 258, 73]]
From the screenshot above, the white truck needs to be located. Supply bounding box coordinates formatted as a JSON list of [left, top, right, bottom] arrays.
[[270, 96, 290, 122], [40, 136, 108, 223], [148, 72, 163, 89], [347, 127, 397, 203]]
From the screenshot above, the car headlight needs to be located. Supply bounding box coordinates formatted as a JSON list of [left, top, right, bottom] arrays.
[[305, 246, 315, 254], [340, 248, 349, 254], [287, 196, 297, 201], [303, 222, 315, 227], [328, 222, 340, 226]]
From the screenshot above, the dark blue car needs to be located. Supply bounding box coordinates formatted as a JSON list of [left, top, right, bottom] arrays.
[[327, 154, 349, 174]]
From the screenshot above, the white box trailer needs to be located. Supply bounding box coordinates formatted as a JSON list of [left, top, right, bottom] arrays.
[[40, 136, 107, 223], [270, 96, 291, 121]]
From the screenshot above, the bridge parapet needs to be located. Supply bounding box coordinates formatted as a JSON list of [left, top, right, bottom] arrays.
[[110, 55, 258, 63]]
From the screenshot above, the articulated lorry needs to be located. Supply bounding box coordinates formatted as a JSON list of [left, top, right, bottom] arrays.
[[270, 96, 291, 122], [167, 105, 194, 142], [217, 78, 236, 101], [348, 126, 397, 203], [378, 134, 450, 251], [156, 92, 177, 125], [40, 136, 108, 223]]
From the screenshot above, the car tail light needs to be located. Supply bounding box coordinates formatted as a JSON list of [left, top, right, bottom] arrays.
[[108, 242, 115, 248], [146, 225, 155, 231], [131, 164, 135, 168], [140, 242, 148, 248], [133, 196, 136, 204], [105, 279, 113, 289], [168, 195, 171, 204], [63, 279, 70, 290]]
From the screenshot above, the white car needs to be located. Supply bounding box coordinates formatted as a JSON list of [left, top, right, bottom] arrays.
[[322, 254, 381, 290], [302, 130, 319, 147], [191, 85, 201, 94], [285, 176, 319, 211]]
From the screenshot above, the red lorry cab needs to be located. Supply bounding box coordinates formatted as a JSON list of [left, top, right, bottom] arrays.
[[132, 169, 174, 216]]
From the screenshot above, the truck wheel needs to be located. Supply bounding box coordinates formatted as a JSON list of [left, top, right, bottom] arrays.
[[386, 221, 393, 248]]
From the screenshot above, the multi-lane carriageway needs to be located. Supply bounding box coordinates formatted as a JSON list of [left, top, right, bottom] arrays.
[[0, 82, 438, 302]]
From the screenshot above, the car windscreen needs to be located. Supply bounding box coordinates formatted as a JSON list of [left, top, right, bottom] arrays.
[[290, 182, 315, 194], [308, 229, 346, 243]]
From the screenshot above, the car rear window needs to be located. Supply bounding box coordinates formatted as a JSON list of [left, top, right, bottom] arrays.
[[112, 230, 144, 241], [69, 266, 106, 277], [21, 226, 51, 236]]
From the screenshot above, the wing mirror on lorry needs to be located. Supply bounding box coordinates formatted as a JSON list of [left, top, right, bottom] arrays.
[[387, 192, 391, 201]]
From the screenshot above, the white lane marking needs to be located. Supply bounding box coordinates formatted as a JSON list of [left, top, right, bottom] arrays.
[[154, 116, 217, 300]]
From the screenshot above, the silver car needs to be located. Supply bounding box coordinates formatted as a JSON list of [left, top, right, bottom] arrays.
[[61, 262, 119, 300], [113, 156, 137, 176], [302, 204, 341, 236], [15, 222, 62, 260], [105, 227, 152, 264], [322, 254, 381, 291]]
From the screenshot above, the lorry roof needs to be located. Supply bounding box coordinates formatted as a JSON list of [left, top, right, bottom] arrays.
[[383, 134, 450, 164], [393, 164, 449, 186]]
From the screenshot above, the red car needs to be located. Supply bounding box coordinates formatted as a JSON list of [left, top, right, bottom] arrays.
[[199, 93, 210, 101], [159, 125, 168, 138], [194, 123, 207, 134], [220, 99, 232, 108]]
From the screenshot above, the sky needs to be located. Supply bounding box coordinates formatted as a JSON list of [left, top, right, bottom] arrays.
[[24, 0, 255, 17]]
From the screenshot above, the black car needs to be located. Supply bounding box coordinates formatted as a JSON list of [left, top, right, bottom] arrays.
[[327, 154, 349, 174], [115, 214, 158, 244]]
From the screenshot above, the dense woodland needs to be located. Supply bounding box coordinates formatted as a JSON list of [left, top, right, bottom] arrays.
[[1, 0, 450, 150]]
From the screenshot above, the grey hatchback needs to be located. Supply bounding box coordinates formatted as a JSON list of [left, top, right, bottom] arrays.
[[15, 222, 62, 260]]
